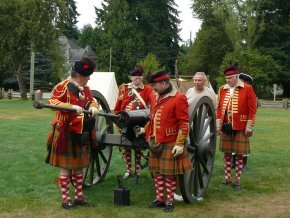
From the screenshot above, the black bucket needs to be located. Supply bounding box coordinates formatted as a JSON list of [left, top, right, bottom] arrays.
[[114, 188, 130, 206], [114, 176, 130, 206]]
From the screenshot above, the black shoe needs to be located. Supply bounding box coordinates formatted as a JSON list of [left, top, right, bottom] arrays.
[[222, 180, 232, 185], [73, 198, 92, 207], [233, 183, 241, 190], [242, 164, 247, 172], [164, 202, 174, 213], [62, 200, 75, 210], [148, 199, 165, 208], [133, 174, 140, 183]]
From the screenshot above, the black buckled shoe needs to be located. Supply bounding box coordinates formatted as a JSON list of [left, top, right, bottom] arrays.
[[233, 183, 241, 190], [133, 174, 140, 184], [74, 198, 92, 207], [62, 200, 75, 210], [164, 202, 174, 213], [148, 199, 165, 208]]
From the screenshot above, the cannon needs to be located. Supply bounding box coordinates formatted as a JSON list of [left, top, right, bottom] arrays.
[[34, 90, 216, 203]]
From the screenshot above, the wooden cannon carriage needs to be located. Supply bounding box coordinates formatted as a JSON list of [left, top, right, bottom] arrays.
[[34, 89, 216, 203]]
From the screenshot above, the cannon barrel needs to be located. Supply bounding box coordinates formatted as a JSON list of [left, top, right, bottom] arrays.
[[33, 100, 119, 119], [115, 109, 150, 140]]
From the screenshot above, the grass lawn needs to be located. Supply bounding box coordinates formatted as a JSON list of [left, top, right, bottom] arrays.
[[0, 99, 290, 217]]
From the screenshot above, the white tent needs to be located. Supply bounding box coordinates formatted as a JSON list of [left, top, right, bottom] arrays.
[[87, 72, 119, 110]]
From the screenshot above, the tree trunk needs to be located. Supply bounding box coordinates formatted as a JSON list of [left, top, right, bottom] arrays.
[[15, 63, 28, 100]]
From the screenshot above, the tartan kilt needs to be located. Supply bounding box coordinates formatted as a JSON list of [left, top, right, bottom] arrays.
[[219, 131, 250, 155], [46, 127, 90, 169], [149, 141, 192, 176]]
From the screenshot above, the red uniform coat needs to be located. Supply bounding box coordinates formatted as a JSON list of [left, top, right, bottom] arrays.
[[217, 80, 257, 155], [146, 89, 189, 144], [46, 79, 98, 169], [146, 88, 192, 175], [48, 79, 98, 134], [114, 83, 153, 114], [216, 80, 256, 131]]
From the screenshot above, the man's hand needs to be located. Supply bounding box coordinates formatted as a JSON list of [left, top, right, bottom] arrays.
[[134, 126, 145, 137], [245, 128, 253, 137], [72, 105, 83, 115], [172, 145, 183, 157], [89, 107, 99, 117]]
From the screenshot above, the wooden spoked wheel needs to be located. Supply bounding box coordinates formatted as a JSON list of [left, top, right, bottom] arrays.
[[178, 96, 216, 202], [83, 90, 114, 187]]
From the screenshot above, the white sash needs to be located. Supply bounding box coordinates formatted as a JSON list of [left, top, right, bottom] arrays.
[[132, 88, 148, 109]]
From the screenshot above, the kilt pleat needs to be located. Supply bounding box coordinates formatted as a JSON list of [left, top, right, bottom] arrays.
[[149, 141, 192, 176], [46, 128, 90, 169], [219, 131, 250, 155]]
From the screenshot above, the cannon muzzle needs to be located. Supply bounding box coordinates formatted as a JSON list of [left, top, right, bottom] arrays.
[[114, 109, 150, 140], [33, 100, 45, 109], [33, 100, 120, 119]]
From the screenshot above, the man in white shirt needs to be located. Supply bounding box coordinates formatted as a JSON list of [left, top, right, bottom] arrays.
[[186, 72, 217, 112]]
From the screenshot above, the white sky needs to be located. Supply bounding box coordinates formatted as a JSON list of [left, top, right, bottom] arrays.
[[75, 0, 201, 42]]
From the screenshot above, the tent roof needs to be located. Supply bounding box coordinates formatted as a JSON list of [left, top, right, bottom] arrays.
[[87, 72, 119, 110]]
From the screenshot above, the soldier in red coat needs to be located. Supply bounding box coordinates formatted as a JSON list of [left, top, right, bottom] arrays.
[[137, 70, 192, 212], [216, 63, 257, 190], [46, 57, 99, 209], [114, 65, 153, 179]]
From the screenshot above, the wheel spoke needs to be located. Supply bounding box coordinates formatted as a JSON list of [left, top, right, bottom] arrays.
[[89, 155, 95, 185], [193, 161, 199, 196], [99, 150, 108, 164], [200, 158, 209, 174], [100, 124, 111, 135], [95, 153, 101, 177], [199, 105, 208, 137], [97, 116, 105, 130], [189, 129, 196, 147], [201, 132, 214, 144], [188, 170, 195, 194], [197, 163, 204, 189], [201, 116, 212, 139]]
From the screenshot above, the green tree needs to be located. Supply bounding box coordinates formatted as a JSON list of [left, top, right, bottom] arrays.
[[256, 0, 290, 96], [96, 0, 181, 84], [192, 0, 223, 25], [137, 0, 180, 73], [138, 53, 163, 81], [77, 25, 103, 54], [178, 25, 232, 84], [96, 0, 144, 83], [63, 0, 80, 40], [0, 0, 67, 99], [177, 0, 232, 87], [2, 52, 60, 91], [213, 0, 265, 50], [218, 49, 281, 98]]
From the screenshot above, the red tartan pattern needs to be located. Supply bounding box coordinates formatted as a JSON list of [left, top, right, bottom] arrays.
[[46, 128, 89, 169], [219, 131, 250, 155], [149, 141, 192, 175]]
